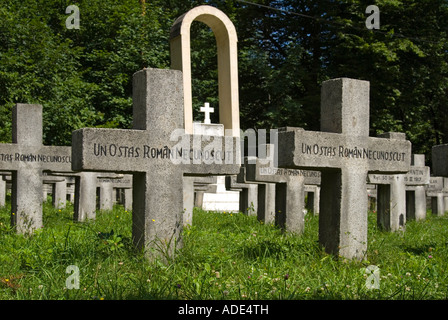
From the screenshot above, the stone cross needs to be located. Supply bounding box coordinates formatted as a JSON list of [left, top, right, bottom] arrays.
[[368, 169, 406, 232], [0, 173, 7, 207], [183, 175, 217, 226], [42, 173, 69, 209], [369, 153, 429, 228], [277, 78, 411, 260], [366, 184, 377, 211], [0, 173, 68, 209], [426, 176, 448, 216], [107, 174, 133, 211], [47, 171, 124, 220], [0, 104, 72, 234], [200, 102, 214, 124], [96, 174, 132, 211], [432, 143, 448, 177], [72, 68, 240, 259], [225, 173, 258, 215], [304, 184, 320, 215], [232, 166, 276, 224], [429, 144, 448, 215], [404, 154, 430, 221], [241, 143, 321, 234], [193, 176, 218, 208], [74, 172, 97, 221]]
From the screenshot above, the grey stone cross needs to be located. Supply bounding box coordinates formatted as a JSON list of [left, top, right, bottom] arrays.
[[430, 144, 448, 215], [72, 68, 240, 259], [242, 143, 321, 234], [368, 153, 430, 230], [0, 104, 72, 234], [277, 78, 412, 260], [426, 176, 448, 215]]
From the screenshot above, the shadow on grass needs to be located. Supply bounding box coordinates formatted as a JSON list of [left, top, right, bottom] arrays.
[[239, 238, 322, 260], [400, 243, 438, 256]]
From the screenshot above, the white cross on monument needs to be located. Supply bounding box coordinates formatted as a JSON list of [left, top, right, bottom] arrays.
[[200, 102, 214, 124]]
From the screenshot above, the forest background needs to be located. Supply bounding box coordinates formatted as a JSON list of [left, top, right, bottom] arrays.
[[1, 0, 447, 165]]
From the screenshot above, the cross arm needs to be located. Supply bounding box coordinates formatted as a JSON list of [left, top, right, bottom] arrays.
[[179, 134, 241, 175], [72, 128, 158, 173], [278, 129, 411, 173], [72, 128, 241, 175], [0, 144, 71, 172]]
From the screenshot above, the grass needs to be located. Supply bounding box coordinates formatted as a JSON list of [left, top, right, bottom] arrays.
[[1, 196, 448, 300]]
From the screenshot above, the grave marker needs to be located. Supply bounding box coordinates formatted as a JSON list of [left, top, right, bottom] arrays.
[[182, 176, 219, 225], [192, 176, 218, 208], [432, 144, 448, 177], [74, 172, 97, 221], [96, 174, 132, 211], [225, 173, 258, 215], [431, 144, 448, 216], [109, 174, 133, 210], [72, 68, 240, 259], [234, 166, 276, 224], [366, 134, 423, 231], [426, 176, 448, 216], [304, 184, 320, 215], [0, 173, 9, 207], [405, 154, 429, 221], [369, 172, 406, 232], [366, 184, 377, 211], [42, 173, 69, 209], [277, 78, 411, 260], [243, 143, 321, 234], [0, 104, 72, 234]]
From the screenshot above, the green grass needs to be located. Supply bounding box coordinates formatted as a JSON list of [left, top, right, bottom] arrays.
[[1, 197, 448, 300]]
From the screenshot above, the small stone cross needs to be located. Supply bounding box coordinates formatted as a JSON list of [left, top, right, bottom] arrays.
[[200, 102, 214, 124], [0, 104, 72, 234]]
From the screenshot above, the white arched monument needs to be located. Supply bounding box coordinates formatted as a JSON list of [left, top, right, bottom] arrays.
[[170, 5, 240, 137]]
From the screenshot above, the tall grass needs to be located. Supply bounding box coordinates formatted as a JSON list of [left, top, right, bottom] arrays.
[[1, 197, 448, 300]]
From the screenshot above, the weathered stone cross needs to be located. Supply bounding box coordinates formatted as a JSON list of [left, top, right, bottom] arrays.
[[0, 104, 72, 234], [277, 78, 412, 260], [368, 153, 430, 230], [242, 143, 321, 234], [426, 176, 448, 215], [430, 144, 448, 215], [72, 68, 240, 259]]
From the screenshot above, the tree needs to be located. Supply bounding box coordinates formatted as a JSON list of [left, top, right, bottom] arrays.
[[1, 0, 447, 163], [0, 0, 174, 145], [324, 0, 448, 158], [0, 0, 101, 145]]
